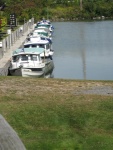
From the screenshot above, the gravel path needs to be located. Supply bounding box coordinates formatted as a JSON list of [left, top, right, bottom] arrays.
[[76, 86, 113, 96]]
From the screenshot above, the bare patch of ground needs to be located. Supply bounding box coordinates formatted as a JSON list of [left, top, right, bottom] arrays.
[[75, 86, 113, 96], [0, 77, 113, 96]]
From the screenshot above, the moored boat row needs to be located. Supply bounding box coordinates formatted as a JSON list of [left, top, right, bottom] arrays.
[[9, 19, 55, 78]]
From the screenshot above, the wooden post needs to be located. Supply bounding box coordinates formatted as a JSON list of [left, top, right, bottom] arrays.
[[0, 115, 26, 150]]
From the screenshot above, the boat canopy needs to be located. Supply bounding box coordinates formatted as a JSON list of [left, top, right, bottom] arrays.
[[37, 32, 48, 37], [12, 48, 45, 55], [35, 24, 50, 29]]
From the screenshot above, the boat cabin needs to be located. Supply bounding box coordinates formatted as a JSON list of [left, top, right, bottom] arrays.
[[11, 48, 45, 69], [24, 42, 50, 50]]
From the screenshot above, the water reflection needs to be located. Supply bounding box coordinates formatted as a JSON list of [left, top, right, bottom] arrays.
[[44, 69, 54, 78], [52, 21, 113, 80]]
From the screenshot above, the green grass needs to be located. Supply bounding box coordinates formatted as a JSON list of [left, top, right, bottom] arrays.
[[0, 76, 113, 149]]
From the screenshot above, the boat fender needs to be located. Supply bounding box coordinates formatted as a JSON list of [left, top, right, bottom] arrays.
[[19, 65, 23, 68]]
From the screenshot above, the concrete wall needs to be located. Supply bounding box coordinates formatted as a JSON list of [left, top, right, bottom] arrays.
[[0, 60, 11, 76], [1, 18, 34, 53], [0, 115, 26, 150]]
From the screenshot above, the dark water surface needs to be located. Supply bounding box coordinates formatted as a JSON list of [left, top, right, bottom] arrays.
[[52, 21, 113, 80]]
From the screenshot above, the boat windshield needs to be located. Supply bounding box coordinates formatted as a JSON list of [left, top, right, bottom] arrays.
[[38, 32, 48, 37], [31, 44, 37, 48], [24, 45, 30, 48], [30, 54, 38, 61], [21, 55, 28, 61], [37, 44, 44, 48], [24, 44, 45, 48], [38, 24, 50, 28], [12, 55, 20, 62]]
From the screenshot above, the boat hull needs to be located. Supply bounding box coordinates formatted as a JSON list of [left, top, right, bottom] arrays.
[[9, 67, 22, 76], [22, 68, 45, 78], [22, 60, 54, 78], [9, 60, 54, 78]]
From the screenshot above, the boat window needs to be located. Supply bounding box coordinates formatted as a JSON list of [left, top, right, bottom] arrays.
[[30, 55, 37, 61], [13, 55, 20, 62], [38, 56, 41, 61], [46, 44, 50, 49], [38, 44, 44, 48], [43, 32, 48, 36], [21, 55, 28, 61], [38, 32, 48, 37], [31, 44, 37, 48], [38, 24, 49, 28], [24, 45, 30, 48]]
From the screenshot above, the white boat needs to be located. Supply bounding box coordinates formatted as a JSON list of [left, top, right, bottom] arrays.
[[35, 20, 54, 34], [34, 27, 52, 37], [28, 32, 52, 43], [24, 36, 54, 58], [33, 28, 52, 40], [9, 48, 54, 78]]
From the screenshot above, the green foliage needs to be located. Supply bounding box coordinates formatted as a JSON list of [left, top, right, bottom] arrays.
[[1, 0, 113, 22], [0, 0, 5, 6]]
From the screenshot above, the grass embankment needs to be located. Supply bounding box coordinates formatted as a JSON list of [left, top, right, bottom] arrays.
[[0, 76, 113, 150]]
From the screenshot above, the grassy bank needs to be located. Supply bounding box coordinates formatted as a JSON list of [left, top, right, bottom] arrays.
[[0, 76, 113, 149]]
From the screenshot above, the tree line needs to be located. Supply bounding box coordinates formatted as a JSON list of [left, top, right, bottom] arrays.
[[0, 0, 113, 22]]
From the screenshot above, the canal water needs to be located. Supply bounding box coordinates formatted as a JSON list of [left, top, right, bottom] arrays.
[[52, 20, 113, 80]]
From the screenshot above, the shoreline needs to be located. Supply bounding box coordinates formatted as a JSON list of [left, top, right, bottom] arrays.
[[51, 17, 113, 22], [1, 76, 113, 96]]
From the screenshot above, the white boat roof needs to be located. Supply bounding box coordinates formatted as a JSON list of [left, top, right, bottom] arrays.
[[28, 34, 52, 44], [24, 38, 49, 45], [33, 29, 48, 33], [30, 33, 50, 39], [12, 48, 45, 56]]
